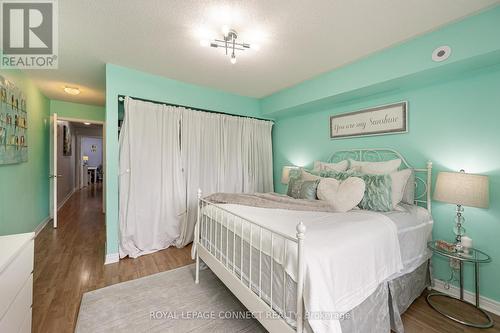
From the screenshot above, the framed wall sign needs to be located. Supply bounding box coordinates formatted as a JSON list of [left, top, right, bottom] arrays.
[[330, 101, 408, 139]]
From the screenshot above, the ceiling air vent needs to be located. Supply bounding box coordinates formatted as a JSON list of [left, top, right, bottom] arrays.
[[432, 46, 451, 62]]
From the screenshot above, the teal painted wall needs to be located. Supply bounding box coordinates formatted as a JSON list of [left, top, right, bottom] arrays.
[[100, 6, 500, 302], [0, 70, 50, 235], [261, 5, 500, 117], [272, 66, 500, 302], [105, 64, 261, 255], [50, 100, 105, 122], [266, 6, 500, 302]]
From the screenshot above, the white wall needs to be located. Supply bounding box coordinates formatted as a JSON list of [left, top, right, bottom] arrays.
[[74, 125, 103, 188], [82, 137, 102, 167]]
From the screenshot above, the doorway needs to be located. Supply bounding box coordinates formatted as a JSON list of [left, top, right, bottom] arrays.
[[49, 114, 105, 228]]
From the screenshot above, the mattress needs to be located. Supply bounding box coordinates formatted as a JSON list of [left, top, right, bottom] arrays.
[[198, 203, 433, 329], [384, 203, 433, 276]]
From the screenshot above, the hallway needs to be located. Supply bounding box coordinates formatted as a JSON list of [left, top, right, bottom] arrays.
[[32, 184, 193, 333]]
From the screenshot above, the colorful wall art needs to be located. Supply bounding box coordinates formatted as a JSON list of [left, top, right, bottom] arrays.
[[0, 75, 27, 164]]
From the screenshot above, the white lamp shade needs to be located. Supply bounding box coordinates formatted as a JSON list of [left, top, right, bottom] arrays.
[[281, 166, 298, 185], [82, 155, 89, 161], [434, 171, 489, 208]]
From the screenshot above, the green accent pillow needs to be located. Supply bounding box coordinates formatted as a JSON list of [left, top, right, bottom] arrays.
[[288, 168, 302, 180], [311, 169, 357, 181], [297, 180, 320, 200], [312, 169, 393, 211], [287, 169, 320, 199], [286, 168, 302, 197], [305, 168, 393, 211], [356, 173, 393, 212]]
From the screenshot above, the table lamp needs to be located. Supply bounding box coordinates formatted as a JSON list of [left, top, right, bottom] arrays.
[[281, 166, 299, 185], [433, 169, 489, 252], [82, 155, 89, 166]]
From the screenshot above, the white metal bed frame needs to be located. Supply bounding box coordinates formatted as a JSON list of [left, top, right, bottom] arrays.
[[194, 148, 432, 333]]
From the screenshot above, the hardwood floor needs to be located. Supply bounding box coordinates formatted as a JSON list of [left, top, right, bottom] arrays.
[[32, 184, 499, 333], [32, 184, 193, 333], [402, 290, 500, 333]]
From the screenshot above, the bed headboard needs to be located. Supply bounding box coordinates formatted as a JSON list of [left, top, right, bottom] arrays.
[[327, 148, 433, 212]]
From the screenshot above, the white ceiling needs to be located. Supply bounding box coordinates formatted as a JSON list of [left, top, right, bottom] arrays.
[[24, 0, 500, 106]]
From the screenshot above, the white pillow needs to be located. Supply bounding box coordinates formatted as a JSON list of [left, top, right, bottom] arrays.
[[402, 169, 415, 205], [313, 160, 349, 172], [317, 177, 366, 212], [349, 158, 401, 174], [300, 169, 321, 181], [390, 169, 412, 208]]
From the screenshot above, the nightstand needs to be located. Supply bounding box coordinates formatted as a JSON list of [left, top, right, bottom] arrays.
[[427, 240, 493, 328]]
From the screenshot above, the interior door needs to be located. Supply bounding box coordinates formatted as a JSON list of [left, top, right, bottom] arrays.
[[49, 113, 58, 228]]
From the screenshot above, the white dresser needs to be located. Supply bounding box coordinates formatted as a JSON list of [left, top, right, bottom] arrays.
[[0, 232, 34, 333]]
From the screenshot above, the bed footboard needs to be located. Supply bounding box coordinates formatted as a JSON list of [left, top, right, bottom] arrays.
[[194, 189, 305, 333]]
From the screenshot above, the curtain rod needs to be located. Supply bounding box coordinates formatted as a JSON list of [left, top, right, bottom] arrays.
[[117, 95, 274, 123]]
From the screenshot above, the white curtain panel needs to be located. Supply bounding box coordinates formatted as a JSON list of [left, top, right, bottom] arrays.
[[177, 110, 222, 247], [119, 98, 186, 258], [119, 97, 274, 255], [177, 112, 274, 247], [242, 118, 274, 193], [219, 115, 244, 193]]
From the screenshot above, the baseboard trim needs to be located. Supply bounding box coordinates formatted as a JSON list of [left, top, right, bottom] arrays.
[[58, 188, 76, 210], [34, 216, 51, 236], [432, 278, 500, 316], [104, 253, 119, 265]]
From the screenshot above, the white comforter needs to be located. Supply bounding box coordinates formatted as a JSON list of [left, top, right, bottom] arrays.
[[201, 204, 404, 333]]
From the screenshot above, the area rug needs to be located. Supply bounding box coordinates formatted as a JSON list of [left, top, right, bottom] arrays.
[[75, 264, 266, 332]]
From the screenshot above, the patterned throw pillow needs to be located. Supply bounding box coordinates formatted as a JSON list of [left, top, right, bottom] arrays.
[[297, 180, 321, 200], [287, 169, 320, 199], [305, 168, 393, 211], [312, 169, 357, 181], [356, 173, 393, 212]]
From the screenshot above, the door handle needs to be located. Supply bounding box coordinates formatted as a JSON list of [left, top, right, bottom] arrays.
[[49, 174, 63, 179]]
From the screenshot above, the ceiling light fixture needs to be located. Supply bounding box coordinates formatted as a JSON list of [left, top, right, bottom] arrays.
[[202, 28, 252, 64], [64, 86, 80, 95], [83, 122, 91, 125]]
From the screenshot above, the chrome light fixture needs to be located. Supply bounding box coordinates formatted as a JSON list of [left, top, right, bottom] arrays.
[[200, 27, 252, 64]]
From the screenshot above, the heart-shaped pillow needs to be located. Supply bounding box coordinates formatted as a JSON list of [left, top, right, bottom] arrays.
[[317, 177, 366, 212]]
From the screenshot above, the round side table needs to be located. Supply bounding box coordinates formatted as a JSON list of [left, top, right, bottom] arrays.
[[427, 240, 493, 328]]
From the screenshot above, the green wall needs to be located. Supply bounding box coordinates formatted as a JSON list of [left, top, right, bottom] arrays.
[[267, 6, 500, 302], [272, 66, 500, 302], [50, 99, 105, 122], [101, 6, 500, 302], [0, 75, 105, 236], [0, 70, 50, 235], [105, 64, 261, 255], [261, 5, 500, 117]]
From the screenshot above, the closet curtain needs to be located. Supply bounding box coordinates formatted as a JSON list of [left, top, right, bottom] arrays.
[[119, 98, 186, 258], [177, 110, 222, 247], [119, 97, 274, 257], [177, 112, 274, 247]]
